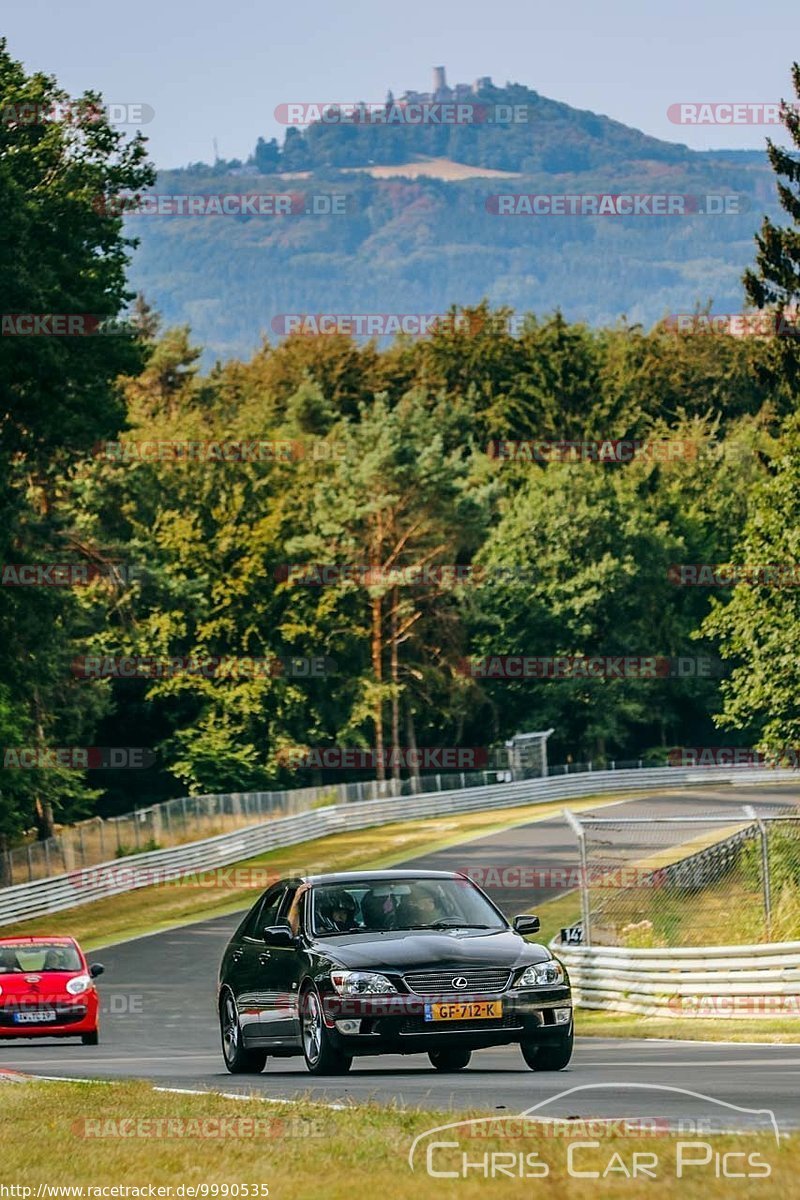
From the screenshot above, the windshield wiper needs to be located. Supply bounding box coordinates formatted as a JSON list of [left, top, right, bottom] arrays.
[[407, 920, 496, 930]]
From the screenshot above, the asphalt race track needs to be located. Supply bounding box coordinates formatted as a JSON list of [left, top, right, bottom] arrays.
[[3, 785, 800, 1132]]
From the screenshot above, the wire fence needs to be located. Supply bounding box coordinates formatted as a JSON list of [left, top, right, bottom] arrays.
[[0, 753, 784, 891], [1, 764, 550, 888], [563, 805, 800, 947]]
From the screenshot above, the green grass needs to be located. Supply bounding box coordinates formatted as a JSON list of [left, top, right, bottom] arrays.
[[575, 1009, 800, 1043], [0, 1078, 793, 1198]]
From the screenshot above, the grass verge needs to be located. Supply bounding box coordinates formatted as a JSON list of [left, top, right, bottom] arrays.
[[0, 1078, 793, 1198], [575, 1009, 800, 1043]]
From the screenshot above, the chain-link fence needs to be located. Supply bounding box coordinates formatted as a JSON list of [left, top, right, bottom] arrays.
[[563, 805, 800, 947], [1, 762, 554, 888]]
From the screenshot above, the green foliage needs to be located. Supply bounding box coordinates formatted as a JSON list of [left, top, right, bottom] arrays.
[[114, 838, 162, 859], [0, 39, 154, 840], [4, 44, 800, 843]]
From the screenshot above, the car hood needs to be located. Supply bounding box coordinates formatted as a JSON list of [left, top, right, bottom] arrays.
[[315, 928, 554, 971]]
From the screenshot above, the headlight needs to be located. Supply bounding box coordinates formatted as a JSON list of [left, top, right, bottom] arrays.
[[514, 959, 565, 988], [330, 971, 397, 996], [66, 974, 92, 996]]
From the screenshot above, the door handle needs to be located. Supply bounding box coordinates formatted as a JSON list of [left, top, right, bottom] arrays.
[[258, 951, 271, 965]]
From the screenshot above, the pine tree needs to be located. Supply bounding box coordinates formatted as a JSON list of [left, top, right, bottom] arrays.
[[743, 62, 800, 388]]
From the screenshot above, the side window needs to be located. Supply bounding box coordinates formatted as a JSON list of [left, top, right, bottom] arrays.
[[277, 887, 298, 927], [245, 886, 286, 939]]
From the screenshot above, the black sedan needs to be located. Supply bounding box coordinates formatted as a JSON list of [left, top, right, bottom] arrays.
[[217, 870, 572, 1075]]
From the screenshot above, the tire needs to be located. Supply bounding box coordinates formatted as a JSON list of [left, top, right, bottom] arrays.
[[81, 1030, 99, 1046], [220, 991, 267, 1074], [521, 1026, 573, 1071], [428, 1047, 472, 1072], [300, 986, 352, 1076]]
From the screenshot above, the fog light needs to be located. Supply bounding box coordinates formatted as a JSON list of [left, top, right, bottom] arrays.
[[334, 1019, 362, 1035], [554, 1007, 572, 1025]]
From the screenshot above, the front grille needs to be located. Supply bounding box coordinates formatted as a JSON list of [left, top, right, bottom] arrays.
[[399, 1012, 521, 1035], [403, 968, 512, 995], [0, 1005, 87, 1027]]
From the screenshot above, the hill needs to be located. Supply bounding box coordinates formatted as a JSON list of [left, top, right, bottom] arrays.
[[125, 76, 778, 361]]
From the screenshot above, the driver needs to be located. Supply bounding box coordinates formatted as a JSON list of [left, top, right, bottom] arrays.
[[0, 947, 20, 972], [316, 889, 358, 933]]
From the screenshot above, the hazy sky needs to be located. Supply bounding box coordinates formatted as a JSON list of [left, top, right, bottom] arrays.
[[4, 0, 799, 168]]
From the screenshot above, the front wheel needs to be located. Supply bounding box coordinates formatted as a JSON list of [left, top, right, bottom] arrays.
[[521, 1027, 573, 1071], [301, 987, 352, 1076], [429, 1047, 472, 1072], [220, 991, 267, 1074], [81, 1030, 99, 1046]]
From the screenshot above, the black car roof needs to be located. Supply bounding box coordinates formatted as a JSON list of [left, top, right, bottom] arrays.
[[296, 869, 468, 886]]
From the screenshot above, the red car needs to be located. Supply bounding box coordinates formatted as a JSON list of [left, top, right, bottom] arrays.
[[0, 936, 104, 1044]]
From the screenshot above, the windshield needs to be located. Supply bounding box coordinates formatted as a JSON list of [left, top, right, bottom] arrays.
[[0, 943, 82, 973], [310, 878, 506, 936]]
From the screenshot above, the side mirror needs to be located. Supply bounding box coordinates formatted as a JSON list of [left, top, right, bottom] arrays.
[[89, 963, 105, 978], [513, 914, 541, 936], [262, 924, 295, 948]]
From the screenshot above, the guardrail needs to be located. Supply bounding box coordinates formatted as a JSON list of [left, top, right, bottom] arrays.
[[555, 940, 800, 1017], [0, 767, 523, 887], [0, 764, 797, 927]]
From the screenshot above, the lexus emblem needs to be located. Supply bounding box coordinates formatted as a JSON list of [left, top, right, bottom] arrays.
[[451, 976, 468, 990]]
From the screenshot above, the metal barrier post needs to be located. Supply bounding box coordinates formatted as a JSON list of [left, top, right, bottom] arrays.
[[744, 804, 772, 940], [563, 808, 591, 946]]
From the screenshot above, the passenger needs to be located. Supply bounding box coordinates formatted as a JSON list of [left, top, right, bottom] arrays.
[[398, 885, 442, 927]]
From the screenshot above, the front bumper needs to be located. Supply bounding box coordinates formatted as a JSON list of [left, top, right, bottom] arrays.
[[321, 987, 572, 1054], [0, 999, 97, 1038]]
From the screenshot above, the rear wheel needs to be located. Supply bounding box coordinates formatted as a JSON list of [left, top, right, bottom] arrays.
[[81, 1030, 99, 1046], [301, 986, 352, 1076], [220, 991, 267, 1074], [521, 1027, 573, 1071], [428, 1047, 472, 1072]]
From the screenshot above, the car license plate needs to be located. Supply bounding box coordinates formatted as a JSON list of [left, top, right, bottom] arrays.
[[424, 1000, 502, 1021], [13, 1009, 57, 1024]]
